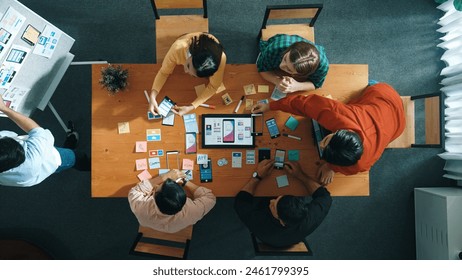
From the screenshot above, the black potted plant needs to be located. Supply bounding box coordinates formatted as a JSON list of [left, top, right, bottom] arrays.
[[99, 64, 129, 95]]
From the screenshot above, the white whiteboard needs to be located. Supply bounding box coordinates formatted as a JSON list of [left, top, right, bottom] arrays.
[[0, 0, 74, 117]]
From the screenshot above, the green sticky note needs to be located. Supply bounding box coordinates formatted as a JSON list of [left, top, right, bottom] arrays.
[[285, 116, 299, 131], [288, 150, 300, 161]]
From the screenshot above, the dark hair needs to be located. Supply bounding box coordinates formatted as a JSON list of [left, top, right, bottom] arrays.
[[0, 137, 26, 173], [283, 41, 320, 76], [189, 34, 224, 78], [154, 178, 187, 215], [322, 130, 363, 166], [277, 195, 308, 227]]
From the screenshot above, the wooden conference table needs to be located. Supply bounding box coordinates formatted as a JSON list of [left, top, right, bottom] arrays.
[[91, 64, 369, 197]]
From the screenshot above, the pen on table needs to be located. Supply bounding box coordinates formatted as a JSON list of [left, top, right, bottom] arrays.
[[283, 133, 302, 141], [199, 103, 216, 109], [234, 95, 245, 113], [143, 90, 150, 103]]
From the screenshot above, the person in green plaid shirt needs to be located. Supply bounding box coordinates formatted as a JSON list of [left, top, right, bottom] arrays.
[[257, 34, 329, 93]]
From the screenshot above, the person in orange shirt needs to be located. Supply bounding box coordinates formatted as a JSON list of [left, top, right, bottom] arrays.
[[251, 83, 405, 184], [149, 32, 226, 116]]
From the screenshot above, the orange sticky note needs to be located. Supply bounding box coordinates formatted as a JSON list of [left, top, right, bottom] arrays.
[[137, 169, 152, 181], [182, 158, 194, 170]]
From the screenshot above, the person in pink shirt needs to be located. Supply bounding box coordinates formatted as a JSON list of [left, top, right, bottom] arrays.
[[128, 169, 216, 233]]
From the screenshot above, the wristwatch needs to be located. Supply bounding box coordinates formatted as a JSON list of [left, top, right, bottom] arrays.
[[252, 171, 262, 181]]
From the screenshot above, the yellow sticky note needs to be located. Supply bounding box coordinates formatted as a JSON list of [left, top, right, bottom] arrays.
[[245, 99, 254, 110], [221, 93, 233, 105], [243, 84, 257, 95], [258, 85, 270, 93], [118, 122, 130, 134]]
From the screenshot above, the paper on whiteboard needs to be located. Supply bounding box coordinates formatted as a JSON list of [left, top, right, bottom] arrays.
[[0, 86, 30, 117], [0, 44, 30, 90], [0, 7, 26, 61], [33, 25, 62, 58]]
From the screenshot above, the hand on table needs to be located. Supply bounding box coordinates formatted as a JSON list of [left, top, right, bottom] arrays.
[[148, 92, 160, 116], [251, 102, 270, 114], [161, 169, 186, 183], [283, 161, 304, 179], [277, 76, 302, 93], [316, 161, 335, 185], [173, 105, 194, 116], [256, 159, 274, 178]]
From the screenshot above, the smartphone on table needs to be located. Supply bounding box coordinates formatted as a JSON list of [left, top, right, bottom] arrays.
[[157, 96, 175, 117], [200, 159, 213, 183], [265, 118, 280, 138], [274, 149, 286, 169]]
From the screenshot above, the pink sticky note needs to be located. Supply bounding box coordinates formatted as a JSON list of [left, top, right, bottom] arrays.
[[182, 158, 194, 170], [137, 169, 152, 181], [135, 159, 148, 171], [135, 141, 147, 153]]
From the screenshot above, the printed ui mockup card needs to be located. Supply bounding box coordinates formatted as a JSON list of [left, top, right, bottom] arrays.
[[149, 149, 164, 157], [148, 157, 161, 169], [146, 129, 161, 141], [197, 154, 208, 165], [232, 152, 242, 168], [246, 150, 256, 164]]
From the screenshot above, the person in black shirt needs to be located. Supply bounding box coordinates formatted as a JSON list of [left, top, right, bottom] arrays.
[[234, 159, 332, 248]]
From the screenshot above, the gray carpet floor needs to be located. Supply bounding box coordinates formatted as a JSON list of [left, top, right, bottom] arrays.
[[0, 0, 453, 259]]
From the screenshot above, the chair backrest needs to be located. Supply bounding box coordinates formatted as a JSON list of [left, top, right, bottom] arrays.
[[258, 4, 323, 41], [151, 0, 207, 19], [387, 92, 442, 148], [151, 0, 209, 63], [130, 225, 193, 259], [251, 233, 313, 256]]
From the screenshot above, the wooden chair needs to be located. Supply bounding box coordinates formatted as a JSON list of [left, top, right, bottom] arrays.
[[251, 233, 313, 256], [130, 225, 193, 259], [150, 0, 208, 63], [258, 4, 323, 43], [388, 92, 442, 148]]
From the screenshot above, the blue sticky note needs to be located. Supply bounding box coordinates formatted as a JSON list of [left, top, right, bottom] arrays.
[[288, 150, 300, 161], [285, 116, 299, 131], [276, 175, 289, 188]]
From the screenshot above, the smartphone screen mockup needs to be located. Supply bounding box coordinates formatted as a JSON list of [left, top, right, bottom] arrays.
[[223, 119, 235, 143], [158, 96, 175, 117], [200, 159, 213, 183], [274, 149, 286, 169], [185, 132, 197, 154], [265, 118, 280, 138]]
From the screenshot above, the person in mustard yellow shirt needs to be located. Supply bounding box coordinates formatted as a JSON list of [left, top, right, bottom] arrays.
[[149, 32, 226, 116]]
